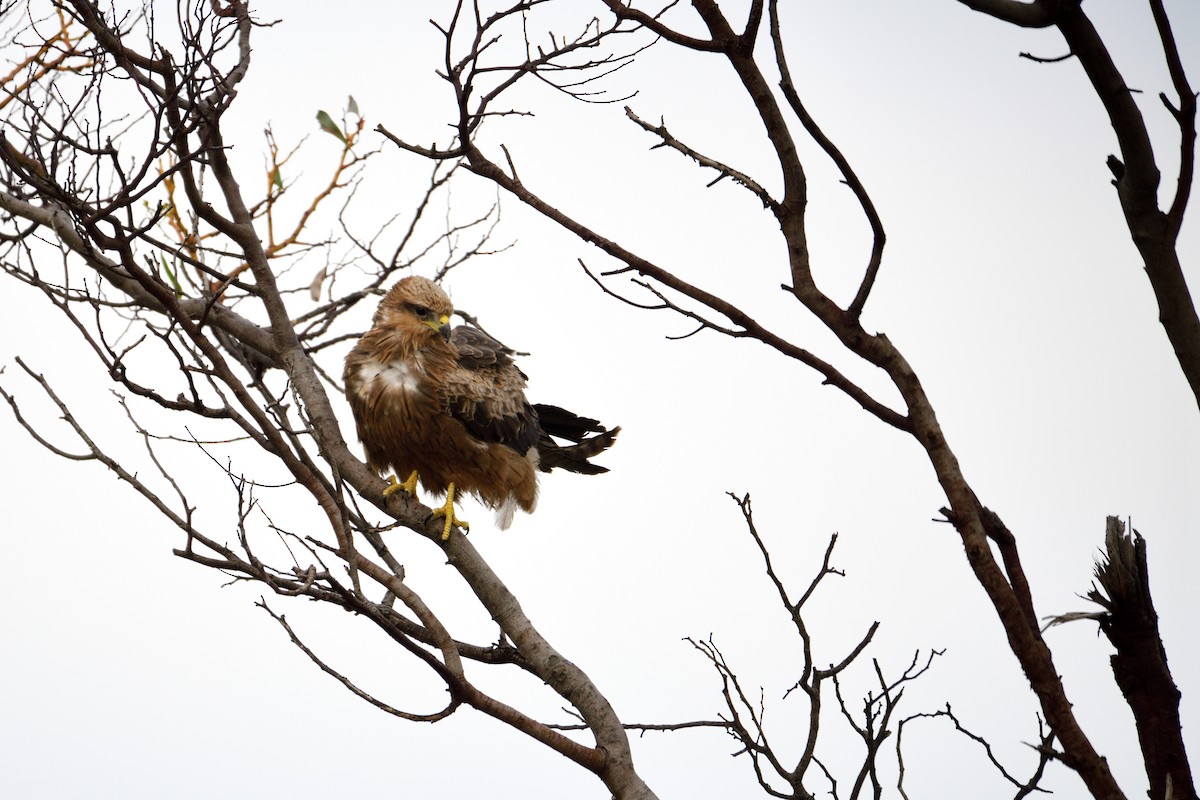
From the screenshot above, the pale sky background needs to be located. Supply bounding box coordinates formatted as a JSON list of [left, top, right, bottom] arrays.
[[1, 2, 1197, 798]]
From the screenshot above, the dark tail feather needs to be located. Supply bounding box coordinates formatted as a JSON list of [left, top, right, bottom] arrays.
[[533, 404, 619, 474], [533, 403, 605, 442]]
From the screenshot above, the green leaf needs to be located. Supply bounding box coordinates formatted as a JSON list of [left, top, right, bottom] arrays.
[[161, 254, 183, 298], [347, 95, 359, 116], [315, 110, 346, 144], [271, 167, 283, 190]]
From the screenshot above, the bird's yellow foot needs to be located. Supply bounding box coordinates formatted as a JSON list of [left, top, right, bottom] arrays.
[[431, 482, 468, 541], [383, 470, 420, 498]]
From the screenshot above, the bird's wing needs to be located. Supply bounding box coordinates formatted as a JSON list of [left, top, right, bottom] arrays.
[[443, 327, 541, 454]]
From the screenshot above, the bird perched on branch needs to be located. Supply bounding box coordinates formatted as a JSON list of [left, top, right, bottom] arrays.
[[344, 276, 619, 539]]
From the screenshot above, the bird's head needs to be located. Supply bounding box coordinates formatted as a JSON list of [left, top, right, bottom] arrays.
[[376, 276, 454, 342]]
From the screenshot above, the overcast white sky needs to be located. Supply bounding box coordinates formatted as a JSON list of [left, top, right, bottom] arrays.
[[2, 2, 1197, 798]]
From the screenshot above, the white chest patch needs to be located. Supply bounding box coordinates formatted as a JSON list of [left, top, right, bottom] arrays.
[[356, 358, 424, 397]]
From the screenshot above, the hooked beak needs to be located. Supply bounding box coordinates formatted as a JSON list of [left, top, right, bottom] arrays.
[[425, 314, 452, 341]]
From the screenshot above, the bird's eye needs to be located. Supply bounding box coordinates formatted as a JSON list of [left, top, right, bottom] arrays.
[[411, 304, 430, 317]]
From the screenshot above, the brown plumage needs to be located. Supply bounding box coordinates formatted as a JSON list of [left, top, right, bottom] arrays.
[[343, 276, 619, 534]]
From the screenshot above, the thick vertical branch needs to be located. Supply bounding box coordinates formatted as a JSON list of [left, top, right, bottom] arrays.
[[960, 0, 1200, 411], [869, 339, 1124, 800], [1090, 519, 1196, 800], [679, 6, 1124, 792], [1054, 4, 1200, 413]]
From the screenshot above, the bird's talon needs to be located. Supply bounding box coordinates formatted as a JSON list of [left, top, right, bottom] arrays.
[[383, 470, 420, 498], [431, 483, 468, 541]]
